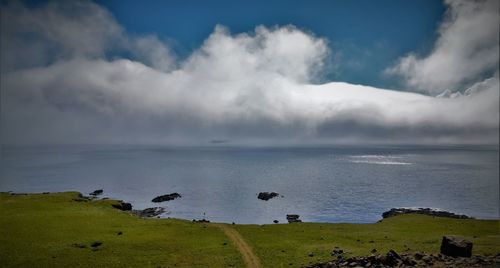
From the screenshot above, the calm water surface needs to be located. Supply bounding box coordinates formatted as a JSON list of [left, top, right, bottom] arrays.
[[1, 145, 498, 224]]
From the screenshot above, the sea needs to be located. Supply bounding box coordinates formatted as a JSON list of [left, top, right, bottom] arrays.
[[0, 144, 498, 224]]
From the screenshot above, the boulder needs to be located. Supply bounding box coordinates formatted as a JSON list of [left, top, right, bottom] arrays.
[[286, 214, 302, 223], [152, 193, 181, 202], [112, 201, 132, 211], [384, 249, 401, 266], [257, 192, 279, 201], [440, 236, 473, 257]]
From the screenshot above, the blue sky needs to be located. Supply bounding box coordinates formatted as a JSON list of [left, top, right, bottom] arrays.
[[96, 0, 445, 89]]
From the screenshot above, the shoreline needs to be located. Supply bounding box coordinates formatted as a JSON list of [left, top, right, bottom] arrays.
[[1, 190, 481, 224], [1, 191, 499, 267]]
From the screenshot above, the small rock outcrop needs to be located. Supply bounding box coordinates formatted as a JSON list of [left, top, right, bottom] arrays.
[[382, 208, 472, 219], [440, 236, 473, 257], [152, 193, 181, 203], [192, 219, 210, 223], [131, 207, 166, 217], [257, 192, 280, 201], [112, 201, 132, 211], [286, 214, 302, 223], [89, 189, 103, 196]]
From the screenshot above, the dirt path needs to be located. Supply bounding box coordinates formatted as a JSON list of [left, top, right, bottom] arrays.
[[214, 224, 262, 268]]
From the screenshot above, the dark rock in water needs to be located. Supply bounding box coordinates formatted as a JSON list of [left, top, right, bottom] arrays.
[[257, 192, 279, 201], [441, 236, 473, 257], [112, 201, 132, 211], [273, 220, 279, 224], [286, 214, 302, 223], [131, 207, 166, 217], [382, 208, 472, 219], [152, 193, 181, 202], [89, 189, 103, 196]]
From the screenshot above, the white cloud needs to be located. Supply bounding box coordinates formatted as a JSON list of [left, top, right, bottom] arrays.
[[386, 0, 499, 94], [1, 0, 498, 145]]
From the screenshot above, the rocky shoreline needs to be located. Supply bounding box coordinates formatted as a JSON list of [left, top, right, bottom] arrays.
[[382, 208, 473, 220]]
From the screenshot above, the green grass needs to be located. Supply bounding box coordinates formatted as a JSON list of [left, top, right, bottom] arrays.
[[235, 215, 500, 267], [1, 192, 499, 267], [0, 192, 244, 267]]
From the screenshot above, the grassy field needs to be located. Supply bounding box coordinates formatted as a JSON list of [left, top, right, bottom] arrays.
[[235, 215, 500, 267], [0, 192, 244, 267], [1, 192, 499, 267]]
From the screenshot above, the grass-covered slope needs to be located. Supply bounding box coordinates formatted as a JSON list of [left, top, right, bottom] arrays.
[[235, 215, 500, 267], [0, 192, 243, 267], [1, 192, 499, 267]]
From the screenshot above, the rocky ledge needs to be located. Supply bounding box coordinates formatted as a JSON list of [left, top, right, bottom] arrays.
[[130, 207, 166, 217], [382, 208, 472, 219], [305, 250, 500, 268], [112, 201, 132, 211]]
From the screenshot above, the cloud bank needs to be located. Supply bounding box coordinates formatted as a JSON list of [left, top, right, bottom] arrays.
[[1, 0, 498, 145], [386, 0, 499, 94]]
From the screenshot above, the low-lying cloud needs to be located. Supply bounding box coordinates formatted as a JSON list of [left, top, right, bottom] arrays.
[[386, 0, 499, 94], [1, 0, 498, 145]]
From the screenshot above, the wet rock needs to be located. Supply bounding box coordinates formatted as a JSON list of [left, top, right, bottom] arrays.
[[152, 193, 181, 202], [382, 207, 472, 219], [257, 192, 279, 201], [112, 201, 132, 211], [286, 214, 302, 223], [131, 207, 166, 217], [89, 189, 103, 196], [440, 235, 473, 257]]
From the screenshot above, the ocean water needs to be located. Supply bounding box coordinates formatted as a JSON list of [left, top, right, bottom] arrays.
[[0, 144, 498, 224]]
